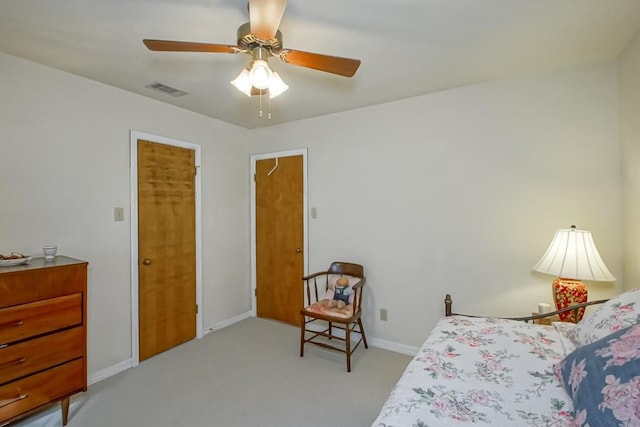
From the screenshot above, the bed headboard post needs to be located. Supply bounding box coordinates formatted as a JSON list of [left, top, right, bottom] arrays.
[[445, 294, 452, 316]]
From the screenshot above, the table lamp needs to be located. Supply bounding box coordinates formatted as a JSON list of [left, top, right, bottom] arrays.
[[532, 225, 615, 322]]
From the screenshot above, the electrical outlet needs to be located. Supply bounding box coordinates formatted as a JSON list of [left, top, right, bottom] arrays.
[[380, 308, 388, 321]]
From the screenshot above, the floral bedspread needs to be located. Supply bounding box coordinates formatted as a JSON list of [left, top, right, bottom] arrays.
[[372, 316, 577, 426]]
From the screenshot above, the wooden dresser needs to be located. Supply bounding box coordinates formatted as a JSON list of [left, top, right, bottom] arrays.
[[0, 256, 87, 426]]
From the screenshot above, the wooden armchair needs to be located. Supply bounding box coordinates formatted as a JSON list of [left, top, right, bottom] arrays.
[[299, 261, 368, 372]]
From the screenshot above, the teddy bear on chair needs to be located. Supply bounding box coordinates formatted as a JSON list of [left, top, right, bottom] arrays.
[[325, 276, 353, 309]]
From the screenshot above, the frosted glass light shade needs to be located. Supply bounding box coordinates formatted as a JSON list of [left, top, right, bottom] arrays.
[[532, 226, 615, 282], [268, 72, 288, 98], [230, 69, 252, 97]]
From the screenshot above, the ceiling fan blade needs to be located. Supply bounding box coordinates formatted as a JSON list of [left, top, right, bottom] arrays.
[[249, 0, 287, 40], [279, 49, 361, 77], [143, 39, 239, 54]]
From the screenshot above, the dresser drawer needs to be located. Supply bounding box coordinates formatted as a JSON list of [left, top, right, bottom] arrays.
[[0, 358, 84, 422], [0, 327, 84, 385], [0, 294, 82, 345]]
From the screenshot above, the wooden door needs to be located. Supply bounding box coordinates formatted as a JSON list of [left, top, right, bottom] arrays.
[[137, 139, 196, 361], [255, 155, 304, 326]]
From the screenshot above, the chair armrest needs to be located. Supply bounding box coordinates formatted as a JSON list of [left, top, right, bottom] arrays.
[[351, 278, 365, 289], [351, 278, 366, 313], [302, 271, 329, 281]]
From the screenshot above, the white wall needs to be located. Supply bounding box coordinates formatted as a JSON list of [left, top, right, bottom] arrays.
[[620, 31, 640, 291], [248, 62, 623, 347], [0, 50, 627, 368], [0, 52, 252, 374]]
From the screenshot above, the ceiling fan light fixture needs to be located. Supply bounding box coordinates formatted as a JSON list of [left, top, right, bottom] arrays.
[[230, 66, 288, 98], [230, 68, 252, 96]]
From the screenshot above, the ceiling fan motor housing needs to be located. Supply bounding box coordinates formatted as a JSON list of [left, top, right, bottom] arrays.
[[237, 22, 283, 55]]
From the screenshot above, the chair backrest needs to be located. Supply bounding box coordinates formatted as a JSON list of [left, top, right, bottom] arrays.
[[302, 262, 366, 314], [327, 261, 364, 279]]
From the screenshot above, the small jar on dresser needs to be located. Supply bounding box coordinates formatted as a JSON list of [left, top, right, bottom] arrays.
[[0, 256, 88, 426]]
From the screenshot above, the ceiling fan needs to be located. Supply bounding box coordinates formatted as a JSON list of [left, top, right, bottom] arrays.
[[143, 0, 361, 100]]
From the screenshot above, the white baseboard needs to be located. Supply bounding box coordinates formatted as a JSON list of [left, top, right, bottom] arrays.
[[88, 358, 133, 385], [204, 310, 252, 335], [369, 337, 419, 356]]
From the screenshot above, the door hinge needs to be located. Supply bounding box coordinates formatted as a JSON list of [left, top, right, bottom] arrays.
[[253, 173, 256, 182], [195, 304, 198, 314], [194, 166, 199, 175], [254, 288, 257, 297]]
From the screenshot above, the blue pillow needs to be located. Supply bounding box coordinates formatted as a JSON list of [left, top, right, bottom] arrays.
[[554, 323, 640, 426]]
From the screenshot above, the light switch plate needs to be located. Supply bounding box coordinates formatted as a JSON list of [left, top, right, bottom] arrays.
[[114, 207, 124, 222]]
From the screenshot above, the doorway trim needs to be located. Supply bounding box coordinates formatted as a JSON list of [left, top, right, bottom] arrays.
[[250, 148, 309, 316], [129, 130, 204, 367]]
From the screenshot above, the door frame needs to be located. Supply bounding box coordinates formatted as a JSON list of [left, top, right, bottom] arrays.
[[250, 148, 308, 317], [129, 130, 204, 367]]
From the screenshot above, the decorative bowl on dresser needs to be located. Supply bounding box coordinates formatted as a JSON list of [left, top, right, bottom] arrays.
[[0, 256, 87, 426]]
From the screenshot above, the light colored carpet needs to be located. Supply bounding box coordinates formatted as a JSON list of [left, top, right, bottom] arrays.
[[16, 317, 411, 427]]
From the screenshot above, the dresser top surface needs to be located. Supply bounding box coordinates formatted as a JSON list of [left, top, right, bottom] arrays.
[[0, 256, 87, 274]]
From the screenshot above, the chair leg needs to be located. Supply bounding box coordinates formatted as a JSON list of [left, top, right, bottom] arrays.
[[346, 323, 352, 372], [358, 318, 369, 349], [300, 316, 305, 357], [328, 321, 332, 339]]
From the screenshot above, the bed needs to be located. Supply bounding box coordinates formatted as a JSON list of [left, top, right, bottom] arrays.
[[372, 288, 640, 426]]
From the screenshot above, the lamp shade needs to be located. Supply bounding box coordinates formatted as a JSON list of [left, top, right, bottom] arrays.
[[532, 225, 615, 282]]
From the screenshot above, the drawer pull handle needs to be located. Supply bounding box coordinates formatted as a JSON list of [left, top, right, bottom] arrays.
[[0, 320, 24, 330], [0, 357, 26, 369], [0, 394, 28, 409]]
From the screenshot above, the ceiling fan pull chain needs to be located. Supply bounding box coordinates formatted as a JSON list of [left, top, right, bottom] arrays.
[[268, 91, 272, 120], [258, 90, 263, 119]]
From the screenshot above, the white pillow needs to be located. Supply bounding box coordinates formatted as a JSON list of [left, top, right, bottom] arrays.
[[566, 287, 640, 347], [552, 321, 578, 356]]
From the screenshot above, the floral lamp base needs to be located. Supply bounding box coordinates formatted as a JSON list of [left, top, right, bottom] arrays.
[[553, 278, 587, 323]]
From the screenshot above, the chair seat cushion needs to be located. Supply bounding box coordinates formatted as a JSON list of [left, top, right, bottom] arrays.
[[304, 300, 354, 319]]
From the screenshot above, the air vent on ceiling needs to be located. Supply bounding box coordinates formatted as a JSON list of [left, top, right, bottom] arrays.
[[145, 82, 188, 97]]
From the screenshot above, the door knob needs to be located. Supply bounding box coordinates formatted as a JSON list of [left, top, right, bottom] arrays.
[[142, 258, 152, 265], [296, 248, 301, 253]]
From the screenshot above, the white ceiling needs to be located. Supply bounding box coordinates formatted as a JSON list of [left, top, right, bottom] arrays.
[[2, 0, 640, 129]]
